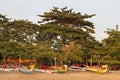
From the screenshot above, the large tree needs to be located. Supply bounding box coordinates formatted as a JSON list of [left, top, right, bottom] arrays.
[[102, 25, 120, 64], [0, 14, 40, 63], [37, 7, 97, 64]]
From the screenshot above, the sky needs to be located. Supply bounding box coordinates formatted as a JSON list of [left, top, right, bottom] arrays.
[[0, 0, 120, 41]]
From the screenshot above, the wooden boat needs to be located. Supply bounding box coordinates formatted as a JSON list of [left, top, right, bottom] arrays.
[[19, 68, 33, 74], [34, 69, 57, 73], [86, 65, 108, 74], [19, 65, 35, 74], [12, 68, 19, 71], [69, 66, 86, 71], [57, 66, 68, 73], [0, 68, 11, 72], [57, 69, 67, 73]]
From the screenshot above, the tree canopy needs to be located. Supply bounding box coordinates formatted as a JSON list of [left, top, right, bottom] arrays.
[[102, 25, 120, 64], [0, 7, 120, 66]]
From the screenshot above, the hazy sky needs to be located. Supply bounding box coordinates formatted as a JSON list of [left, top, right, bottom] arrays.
[[0, 0, 120, 41]]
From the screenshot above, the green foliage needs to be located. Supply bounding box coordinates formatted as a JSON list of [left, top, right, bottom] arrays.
[[0, 8, 119, 65], [0, 7, 97, 65], [38, 7, 95, 31], [37, 7, 97, 65], [0, 14, 10, 27], [0, 41, 19, 63], [102, 25, 120, 64]]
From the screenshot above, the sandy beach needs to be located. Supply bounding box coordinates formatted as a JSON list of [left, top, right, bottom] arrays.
[[0, 71, 120, 80]]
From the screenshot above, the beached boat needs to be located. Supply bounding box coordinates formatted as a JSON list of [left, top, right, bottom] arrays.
[[57, 69, 67, 73], [57, 66, 68, 73], [0, 68, 11, 72], [86, 65, 108, 74], [69, 66, 86, 71], [35, 68, 67, 73], [19, 68, 33, 74], [57, 68, 68, 73], [34, 69, 57, 73], [12, 68, 19, 71], [19, 65, 35, 74]]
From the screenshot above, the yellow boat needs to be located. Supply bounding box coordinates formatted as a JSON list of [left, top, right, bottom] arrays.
[[57, 69, 67, 73], [57, 65, 68, 73], [86, 65, 108, 74]]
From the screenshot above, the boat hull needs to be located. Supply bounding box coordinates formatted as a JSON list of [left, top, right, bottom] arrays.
[[19, 68, 33, 74], [57, 70, 67, 73], [86, 65, 108, 74], [34, 69, 57, 73]]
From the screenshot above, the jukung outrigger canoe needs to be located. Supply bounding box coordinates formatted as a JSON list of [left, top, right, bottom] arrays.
[[19, 68, 33, 74], [69, 66, 86, 71], [19, 64, 35, 74], [57, 65, 68, 73], [34, 69, 57, 73], [57, 69, 67, 73], [0, 68, 11, 71], [86, 65, 108, 74]]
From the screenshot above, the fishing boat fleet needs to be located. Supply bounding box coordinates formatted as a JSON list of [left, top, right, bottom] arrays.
[[0, 64, 109, 74]]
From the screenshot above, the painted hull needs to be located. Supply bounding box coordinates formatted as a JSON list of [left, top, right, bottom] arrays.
[[57, 70, 67, 73], [34, 69, 57, 73], [90, 68, 107, 74], [19, 68, 33, 74], [0, 68, 11, 71], [69, 66, 86, 71], [97, 69, 107, 74], [87, 65, 108, 74]]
